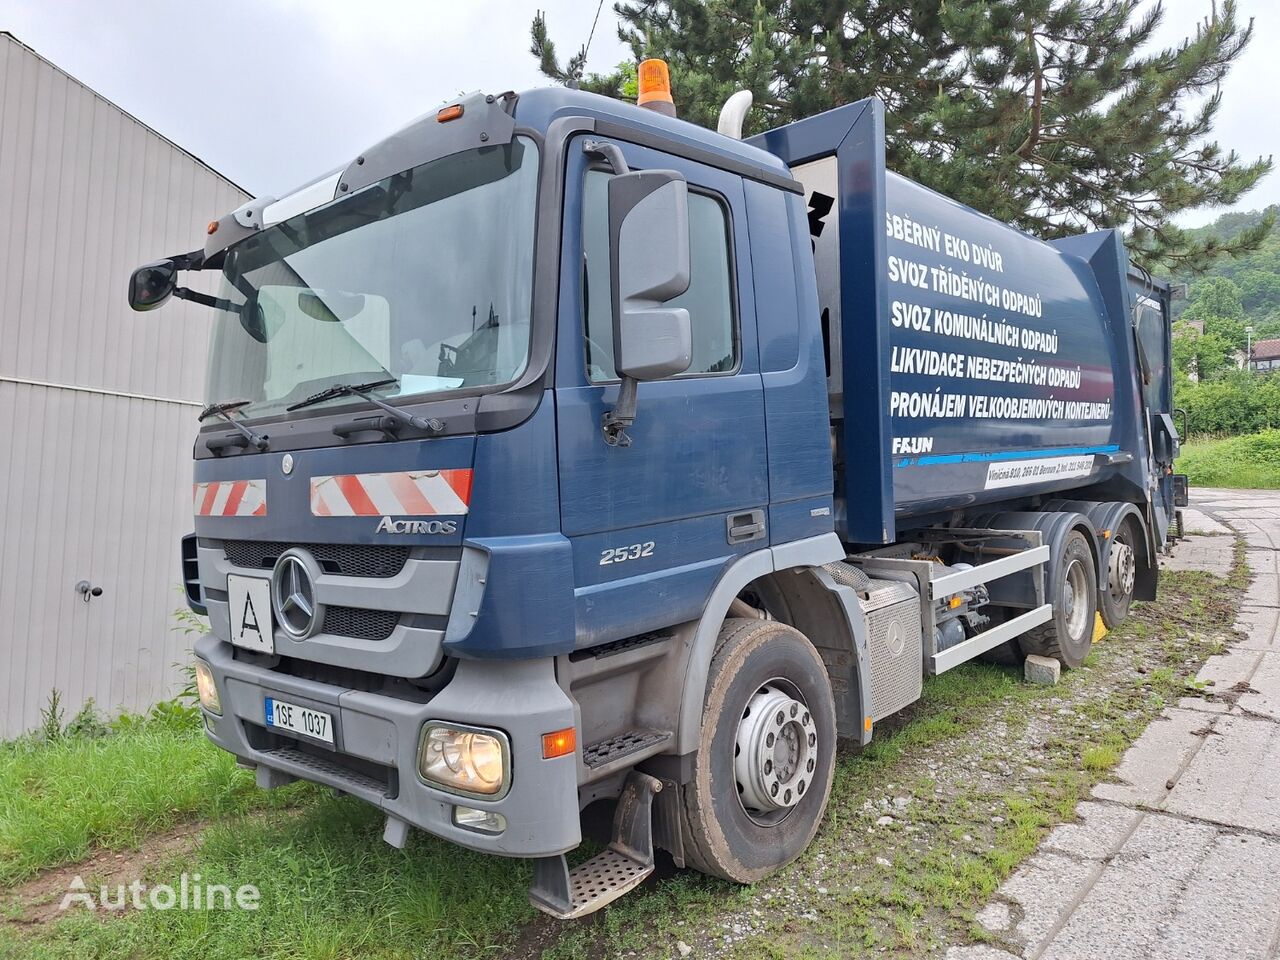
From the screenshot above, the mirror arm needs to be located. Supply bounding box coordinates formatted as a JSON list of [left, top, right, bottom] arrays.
[[602, 378, 638, 447], [170, 248, 206, 271], [586, 138, 642, 447], [172, 287, 241, 313], [582, 139, 630, 175]]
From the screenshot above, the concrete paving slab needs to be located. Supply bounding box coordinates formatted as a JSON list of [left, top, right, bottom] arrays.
[[1152, 829, 1280, 960], [1235, 605, 1280, 651], [1243, 573, 1280, 607], [1038, 813, 1218, 960], [1092, 708, 1211, 807], [1162, 535, 1235, 574], [1236, 520, 1280, 545], [1180, 508, 1234, 535], [1039, 800, 1142, 861], [1175, 694, 1230, 714], [1244, 548, 1277, 572], [1236, 650, 1280, 721], [999, 850, 1097, 951], [943, 946, 1020, 960], [1196, 648, 1265, 695], [1163, 713, 1280, 835]]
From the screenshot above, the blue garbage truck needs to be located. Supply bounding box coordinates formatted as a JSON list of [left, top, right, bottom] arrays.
[[130, 68, 1184, 919]]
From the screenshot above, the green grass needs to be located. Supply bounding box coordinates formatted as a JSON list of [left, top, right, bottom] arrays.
[[1175, 429, 1280, 488], [4, 798, 534, 960], [0, 715, 302, 885]]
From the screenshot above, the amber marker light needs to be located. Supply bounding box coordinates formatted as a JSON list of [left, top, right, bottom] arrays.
[[637, 58, 676, 117], [206, 220, 219, 235], [542, 727, 577, 759], [437, 104, 464, 123]]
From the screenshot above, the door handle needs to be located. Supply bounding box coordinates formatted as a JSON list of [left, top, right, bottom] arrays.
[[727, 510, 766, 545]]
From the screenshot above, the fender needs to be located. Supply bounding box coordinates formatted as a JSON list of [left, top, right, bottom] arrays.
[[1044, 499, 1154, 601], [673, 533, 845, 754]]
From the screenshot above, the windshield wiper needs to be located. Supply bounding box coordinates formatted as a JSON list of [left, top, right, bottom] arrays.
[[287, 378, 444, 434], [198, 398, 269, 451]]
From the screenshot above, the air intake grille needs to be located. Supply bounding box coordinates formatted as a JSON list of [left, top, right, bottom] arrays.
[[223, 541, 410, 578], [861, 581, 923, 721], [322, 606, 399, 641]]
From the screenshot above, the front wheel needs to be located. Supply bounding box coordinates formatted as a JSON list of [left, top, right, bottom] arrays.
[[679, 618, 837, 883]]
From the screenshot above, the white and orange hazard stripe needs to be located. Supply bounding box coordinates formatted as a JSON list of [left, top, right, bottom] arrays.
[[193, 479, 267, 517], [310, 469, 473, 517]]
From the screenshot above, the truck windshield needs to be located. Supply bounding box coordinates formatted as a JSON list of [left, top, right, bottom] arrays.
[[204, 137, 539, 419]]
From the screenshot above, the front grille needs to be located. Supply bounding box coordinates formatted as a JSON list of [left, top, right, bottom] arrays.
[[323, 605, 399, 641], [222, 540, 410, 578]]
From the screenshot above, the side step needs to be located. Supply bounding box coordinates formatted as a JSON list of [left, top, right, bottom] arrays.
[[529, 771, 663, 919]]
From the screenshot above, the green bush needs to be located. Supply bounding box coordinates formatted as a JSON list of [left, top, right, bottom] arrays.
[[1176, 430, 1280, 488], [1175, 372, 1280, 436]]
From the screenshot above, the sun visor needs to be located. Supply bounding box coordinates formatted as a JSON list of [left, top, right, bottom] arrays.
[[337, 91, 517, 197]]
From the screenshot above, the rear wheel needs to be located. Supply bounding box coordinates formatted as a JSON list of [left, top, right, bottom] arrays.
[[1099, 519, 1139, 628], [680, 618, 836, 883], [1019, 530, 1097, 669]]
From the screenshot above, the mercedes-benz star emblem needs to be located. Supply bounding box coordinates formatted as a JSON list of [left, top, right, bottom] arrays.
[[271, 550, 322, 639], [281, 453, 294, 475]]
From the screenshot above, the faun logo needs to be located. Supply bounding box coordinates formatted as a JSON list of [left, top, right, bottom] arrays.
[[375, 516, 458, 535]]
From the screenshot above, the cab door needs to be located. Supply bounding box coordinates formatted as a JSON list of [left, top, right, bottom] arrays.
[[554, 135, 768, 647], [1132, 286, 1179, 542]]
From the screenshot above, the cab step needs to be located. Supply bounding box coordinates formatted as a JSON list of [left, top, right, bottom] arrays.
[[529, 771, 663, 919]]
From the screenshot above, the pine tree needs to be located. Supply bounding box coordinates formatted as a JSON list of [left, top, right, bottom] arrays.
[[531, 1, 1272, 272]]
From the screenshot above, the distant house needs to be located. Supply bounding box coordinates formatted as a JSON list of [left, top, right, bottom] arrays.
[[1252, 338, 1280, 372]]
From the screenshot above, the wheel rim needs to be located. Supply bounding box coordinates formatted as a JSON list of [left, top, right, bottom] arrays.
[[733, 680, 817, 826], [1108, 539, 1135, 604], [1063, 557, 1091, 641]]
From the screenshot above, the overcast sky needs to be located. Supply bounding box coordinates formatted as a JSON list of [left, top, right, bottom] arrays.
[[2, 0, 1274, 226]]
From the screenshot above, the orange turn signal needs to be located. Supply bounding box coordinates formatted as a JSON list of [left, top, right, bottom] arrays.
[[437, 104, 464, 123], [541, 727, 577, 759], [206, 220, 219, 235]]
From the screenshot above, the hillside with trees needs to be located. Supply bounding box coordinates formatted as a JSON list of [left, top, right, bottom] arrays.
[[1168, 206, 1280, 434]]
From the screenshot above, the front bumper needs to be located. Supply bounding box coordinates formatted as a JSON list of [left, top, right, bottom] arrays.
[[195, 634, 581, 857]]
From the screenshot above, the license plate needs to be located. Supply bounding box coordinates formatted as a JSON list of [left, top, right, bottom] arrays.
[[227, 575, 273, 653], [264, 697, 334, 745]]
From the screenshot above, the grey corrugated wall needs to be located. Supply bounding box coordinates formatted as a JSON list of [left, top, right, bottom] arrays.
[[0, 33, 249, 737]]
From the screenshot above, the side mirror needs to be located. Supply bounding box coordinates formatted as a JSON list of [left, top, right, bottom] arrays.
[[128, 260, 177, 311], [609, 170, 693, 381], [601, 169, 692, 446]]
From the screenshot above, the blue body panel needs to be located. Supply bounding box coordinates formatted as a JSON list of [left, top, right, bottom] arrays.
[[752, 99, 1154, 544]]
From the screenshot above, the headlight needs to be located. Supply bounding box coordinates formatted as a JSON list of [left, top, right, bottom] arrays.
[[418, 723, 509, 797], [194, 660, 221, 715]]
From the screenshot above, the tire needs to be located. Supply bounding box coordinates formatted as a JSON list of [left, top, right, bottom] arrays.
[[1099, 518, 1139, 629], [679, 618, 837, 884], [1018, 530, 1097, 669]]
